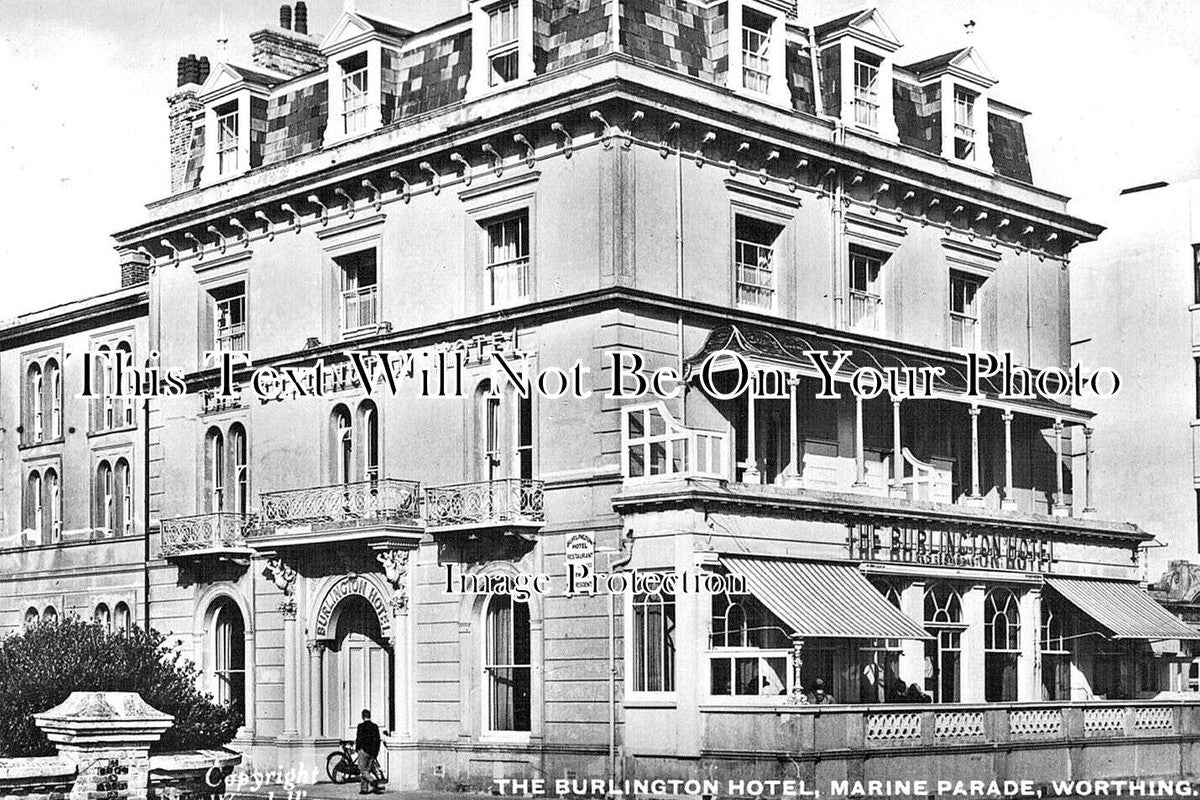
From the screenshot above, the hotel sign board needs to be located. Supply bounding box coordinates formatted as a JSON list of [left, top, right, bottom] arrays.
[[848, 523, 1055, 573]]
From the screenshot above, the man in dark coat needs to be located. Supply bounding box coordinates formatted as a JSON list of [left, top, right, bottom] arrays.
[[355, 709, 383, 794]]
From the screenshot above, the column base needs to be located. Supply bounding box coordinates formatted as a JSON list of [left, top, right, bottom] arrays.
[[1000, 498, 1019, 512], [783, 473, 804, 489], [1052, 504, 1072, 518], [742, 467, 762, 485], [963, 494, 985, 508]]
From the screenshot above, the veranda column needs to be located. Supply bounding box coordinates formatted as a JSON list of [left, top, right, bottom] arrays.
[[854, 395, 866, 487], [1083, 426, 1096, 514], [744, 376, 761, 484], [785, 375, 802, 487], [282, 601, 300, 736], [890, 398, 905, 498], [968, 405, 983, 505], [1001, 410, 1017, 510], [1053, 420, 1069, 516]]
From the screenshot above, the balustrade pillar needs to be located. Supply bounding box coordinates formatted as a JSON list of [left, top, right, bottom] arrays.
[[1001, 410, 1017, 510], [854, 395, 866, 487], [787, 635, 807, 704]]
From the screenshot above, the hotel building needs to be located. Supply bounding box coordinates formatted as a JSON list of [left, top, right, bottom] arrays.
[[4, 0, 1200, 788]]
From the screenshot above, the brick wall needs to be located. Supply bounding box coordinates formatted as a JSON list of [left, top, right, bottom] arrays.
[[380, 31, 472, 125], [894, 78, 941, 155], [989, 112, 1033, 183], [264, 81, 327, 165], [535, 0, 611, 73], [250, 28, 325, 78], [167, 88, 202, 194]]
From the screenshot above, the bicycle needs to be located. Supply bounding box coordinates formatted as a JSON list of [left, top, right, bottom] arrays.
[[326, 741, 389, 785]]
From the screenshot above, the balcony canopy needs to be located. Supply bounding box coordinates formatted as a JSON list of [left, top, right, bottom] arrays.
[[684, 324, 1089, 421], [720, 555, 930, 640], [1045, 577, 1200, 641]]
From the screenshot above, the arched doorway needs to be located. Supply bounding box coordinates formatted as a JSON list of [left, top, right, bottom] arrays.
[[331, 595, 393, 737]]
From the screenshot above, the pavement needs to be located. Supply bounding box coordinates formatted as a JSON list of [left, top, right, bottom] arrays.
[[227, 781, 492, 800]]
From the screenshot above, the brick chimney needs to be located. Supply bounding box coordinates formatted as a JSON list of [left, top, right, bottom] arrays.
[[250, 4, 325, 77], [168, 54, 206, 194], [119, 249, 152, 287]]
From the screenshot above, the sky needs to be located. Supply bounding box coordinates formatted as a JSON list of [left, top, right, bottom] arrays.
[[1, 0, 1198, 320]]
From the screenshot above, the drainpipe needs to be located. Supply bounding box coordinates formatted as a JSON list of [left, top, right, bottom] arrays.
[[143, 397, 151, 628], [608, 530, 634, 785], [675, 122, 686, 423]]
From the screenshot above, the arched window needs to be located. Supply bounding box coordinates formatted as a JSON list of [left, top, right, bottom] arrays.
[[206, 427, 225, 512], [331, 405, 353, 485], [115, 458, 133, 536], [116, 342, 134, 427], [984, 587, 1021, 702], [44, 359, 62, 439], [24, 607, 39, 629], [24, 471, 43, 539], [94, 603, 112, 632], [230, 424, 249, 516], [27, 363, 44, 443], [212, 599, 247, 720], [95, 461, 114, 532], [484, 593, 531, 732], [923, 584, 963, 703], [42, 606, 58, 624], [114, 602, 132, 634], [360, 402, 380, 482], [43, 469, 61, 543]]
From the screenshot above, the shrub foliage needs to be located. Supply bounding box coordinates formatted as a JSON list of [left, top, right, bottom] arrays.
[[0, 617, 240, 756]]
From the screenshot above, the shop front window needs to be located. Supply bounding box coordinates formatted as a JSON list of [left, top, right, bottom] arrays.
[[924, 584, 964, 703], [1041, 598, 1071, 701], [984, 588, 1020, 702], [709, 593, 790, 698]]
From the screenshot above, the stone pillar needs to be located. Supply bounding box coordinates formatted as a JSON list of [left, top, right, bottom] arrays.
[[1018, 587, 1041, 702], [34, 692, 174, 800], [743, 378, 760, 484], [968, 405, 982, 501], [307, 641, 326, 738], [961, 585, 987, 703], [898, 580, 926, 689], [282, 599, 300, 737], [1083, 426, 1096, 514]]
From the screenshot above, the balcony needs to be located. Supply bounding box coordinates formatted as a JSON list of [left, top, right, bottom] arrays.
[[251, 478, 422, 550], [160, 513, 252, 561], [425, 479, 545, 537]]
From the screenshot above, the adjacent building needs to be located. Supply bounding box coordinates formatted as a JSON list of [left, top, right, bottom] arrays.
[[4, 0, 1200, 789]]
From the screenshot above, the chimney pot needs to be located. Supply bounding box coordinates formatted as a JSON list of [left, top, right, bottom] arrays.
[[294, 2, 308, 35], [279, 4, 292, 30], [198, 56, 211, 83], [176, 56, 189, 87]]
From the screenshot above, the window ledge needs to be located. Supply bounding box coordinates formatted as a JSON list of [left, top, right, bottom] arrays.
[[479, 731, 532, 745], [88, 425, 138, 439], [624, 696, 678, 709], [18, 437, 66, 452]]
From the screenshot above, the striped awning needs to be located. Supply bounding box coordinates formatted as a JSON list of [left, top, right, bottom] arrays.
[[1045, 577, 1200, 640], [720, 555, 930, 640]]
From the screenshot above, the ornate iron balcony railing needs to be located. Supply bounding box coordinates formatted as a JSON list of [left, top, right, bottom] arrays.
[[257, 479, 421, 530], [425, 479, 545, 528], [160, 513, 251, 557]]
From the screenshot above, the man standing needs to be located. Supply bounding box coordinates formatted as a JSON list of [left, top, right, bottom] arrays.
[[355, 709, 383, 794]]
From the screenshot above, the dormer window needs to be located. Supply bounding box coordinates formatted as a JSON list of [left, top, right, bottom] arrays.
[[953, 88, 977, 161], [741, 9, 774, 95], [216, 103, 239, 176], [340, 53, 370, 135], [853, 51, 881, 131], [488, 2, 520, 86]]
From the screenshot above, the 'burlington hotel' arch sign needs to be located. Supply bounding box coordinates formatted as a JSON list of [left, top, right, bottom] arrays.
[[312, 576, 395, 640]]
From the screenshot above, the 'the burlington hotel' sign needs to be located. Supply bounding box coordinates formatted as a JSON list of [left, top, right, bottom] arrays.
[[848, 524, 1056, 573]]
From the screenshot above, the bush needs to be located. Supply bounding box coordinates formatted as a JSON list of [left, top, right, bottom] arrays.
[[0, 617, 240, 757]]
